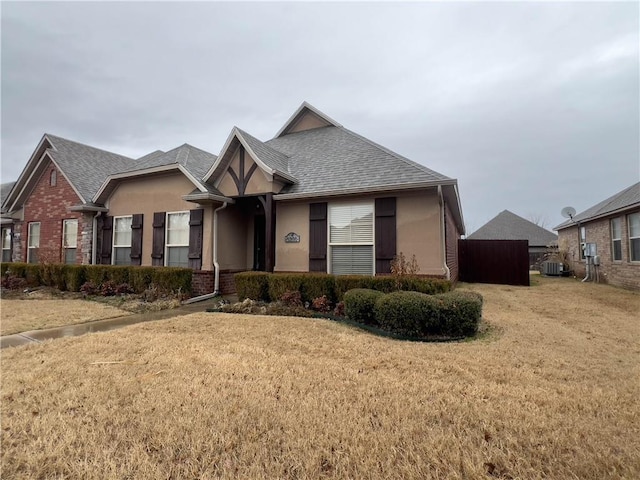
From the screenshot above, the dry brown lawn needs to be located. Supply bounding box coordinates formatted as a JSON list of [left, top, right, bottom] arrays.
[[1, 276, 639, 479], [0, 298, 131, 336]]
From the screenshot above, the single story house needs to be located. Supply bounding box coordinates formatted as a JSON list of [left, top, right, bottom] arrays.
[[554, 182, 639, 290], [1, 102, 465, 294], [467, 210, 558, 268]]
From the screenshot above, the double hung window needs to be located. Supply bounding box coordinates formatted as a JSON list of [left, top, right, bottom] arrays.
[[113, 216, 132, 265], [610, 218, 622, 262], [628, 213, 640, 262], [166, 211, 189, 267], [2, 228, 11, 262], [63, 219, 78, 264], [329, 203, 374, 275], [28, 222, 40, 263]]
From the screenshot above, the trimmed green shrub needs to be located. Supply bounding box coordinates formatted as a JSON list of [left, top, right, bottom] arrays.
[[374, 291, 432, 336], [374, 290, 483, 338], [335, 275, 450, 300], [65, 265, 87, 292], [343, 288, 385, 325], [150, 267, 192, 295], [268, 273, 337, 304], [397, 276, 451, 295], [235, 271, 270, 301], [129, 267, 155, 293], [436, 291, 483, 337], [84, 266, 112, 287]]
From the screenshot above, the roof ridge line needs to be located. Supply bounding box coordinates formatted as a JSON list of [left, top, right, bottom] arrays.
[[340, 127, 452, 181], [45, 133, 134, 161]]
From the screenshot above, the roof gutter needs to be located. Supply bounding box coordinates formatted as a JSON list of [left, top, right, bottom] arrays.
[[213, 201, 229, 295], [274, 180, 457, 201]]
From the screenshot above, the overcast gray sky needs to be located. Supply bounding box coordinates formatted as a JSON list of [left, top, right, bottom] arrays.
[[1, 1, 638, 233]]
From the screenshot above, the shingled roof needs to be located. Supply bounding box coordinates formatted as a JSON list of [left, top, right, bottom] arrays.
[[555, 182, 640, 230], [45, 134, 136, 202], [264, 125, 452, 198], [468, 210, 557, 246], [131, 144, 217, 181], [0, 182, 16, 214]]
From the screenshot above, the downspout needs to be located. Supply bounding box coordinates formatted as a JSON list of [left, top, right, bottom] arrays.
[[213, 202, 228, 294], [91, 212, 101, 265], [438, 185, 451, 280]]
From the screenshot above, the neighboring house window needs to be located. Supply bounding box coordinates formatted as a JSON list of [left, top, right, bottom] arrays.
[[50, 170, 57, 186], [166, 211, 189, 267], [610, 218, 622, 262], [113, 216, 133, 265], [62, 219, 78, 264], [579, 226, 586, 260], [28, 222, 40, 263], [329, 203, 374, 275], [629, 213, 640, 262], [2, 228, 11, 262]]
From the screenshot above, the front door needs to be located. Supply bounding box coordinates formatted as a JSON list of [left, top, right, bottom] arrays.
[[253, 214, 266, 271]]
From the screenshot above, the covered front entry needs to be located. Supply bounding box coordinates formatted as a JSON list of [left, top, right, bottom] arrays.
[[225, 194, 276, 273]]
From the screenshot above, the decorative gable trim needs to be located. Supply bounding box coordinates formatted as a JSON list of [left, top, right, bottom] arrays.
[[274, 101, 342, 138], [204, 127, 296, 185]]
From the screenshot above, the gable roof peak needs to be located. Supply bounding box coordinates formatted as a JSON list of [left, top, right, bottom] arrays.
[[274, 101, 343, 138]]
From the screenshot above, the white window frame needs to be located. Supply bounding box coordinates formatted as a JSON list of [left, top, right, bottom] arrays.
[[112, 215, 133, 265], [628, 213, 640, 263], [165, 211, 190, 267], [328, 201, 375, 276], [28, 222, 40, 263], [579, 226, 586, 260], [610, 217, 622, 262], [2, 227, 11, 262], [62, 219, 78, 264]]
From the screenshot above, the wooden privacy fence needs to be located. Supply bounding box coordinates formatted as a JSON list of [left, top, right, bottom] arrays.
[[458, 239, 530, 286]]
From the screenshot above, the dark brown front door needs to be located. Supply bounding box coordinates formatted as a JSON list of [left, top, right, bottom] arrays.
[[254, 214, 266, 271]]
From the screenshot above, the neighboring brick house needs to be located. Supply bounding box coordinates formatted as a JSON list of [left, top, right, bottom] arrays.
[[2, 102, 466, 294], [467, 210, 558, 268], [555, 182, 639, 290]]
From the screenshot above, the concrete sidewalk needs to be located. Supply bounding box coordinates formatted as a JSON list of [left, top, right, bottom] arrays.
[[1, 297, 224, 349]]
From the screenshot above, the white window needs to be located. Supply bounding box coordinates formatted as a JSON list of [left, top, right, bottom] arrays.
[[113, 216, 132, 265], [62, 219, 78, 264], [2, 228, 11, 262], [166, 211, 189, 267], [579, 226, 586, 260], [28, 222, 40, 263], [628, 213, 640, 262], [50, 170, 57, 186], [611, 218, 622, 262], [329, 202, 374, 275]]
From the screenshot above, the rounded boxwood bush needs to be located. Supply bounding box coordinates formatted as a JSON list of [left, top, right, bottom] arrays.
[[343, 288, 385, 325]]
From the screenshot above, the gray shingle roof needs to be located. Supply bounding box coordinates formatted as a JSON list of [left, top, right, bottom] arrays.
[[264, 126, 451, 196], [468, 210, 558, 246], [127, 144, 217, 182], [555, 182, 640, 230], [236, 128, 291, 178], [46, 134, 136, 202], [1, 182, 16, 213]]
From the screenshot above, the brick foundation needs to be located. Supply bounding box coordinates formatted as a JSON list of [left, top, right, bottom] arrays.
[[191, 269, 240, 296]]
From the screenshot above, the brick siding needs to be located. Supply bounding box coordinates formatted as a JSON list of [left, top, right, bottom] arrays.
[[191, 269, 239, 296], [558, 208, 640, 290], [21, 161, 85, 264]]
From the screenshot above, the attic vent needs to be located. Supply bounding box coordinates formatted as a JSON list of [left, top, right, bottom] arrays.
[[541, 261, 562, 276]]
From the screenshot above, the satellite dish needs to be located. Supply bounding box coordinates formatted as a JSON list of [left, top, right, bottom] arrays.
[[561, 206, 576, 219]]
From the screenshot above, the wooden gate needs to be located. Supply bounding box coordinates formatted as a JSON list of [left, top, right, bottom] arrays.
[[458, 239, 529, 286]]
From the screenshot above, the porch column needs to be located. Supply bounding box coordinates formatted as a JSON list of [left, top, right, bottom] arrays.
[[264, 193, 276, 272]]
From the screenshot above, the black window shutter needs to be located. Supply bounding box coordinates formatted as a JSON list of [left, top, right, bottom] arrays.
[[375, 197, 396, 274], [188, 208, 204, 270], [100, 215, 113, 265], [130, 214, 143, 266], [152, 212, 166, 266], [309, 202, 327, 272]]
